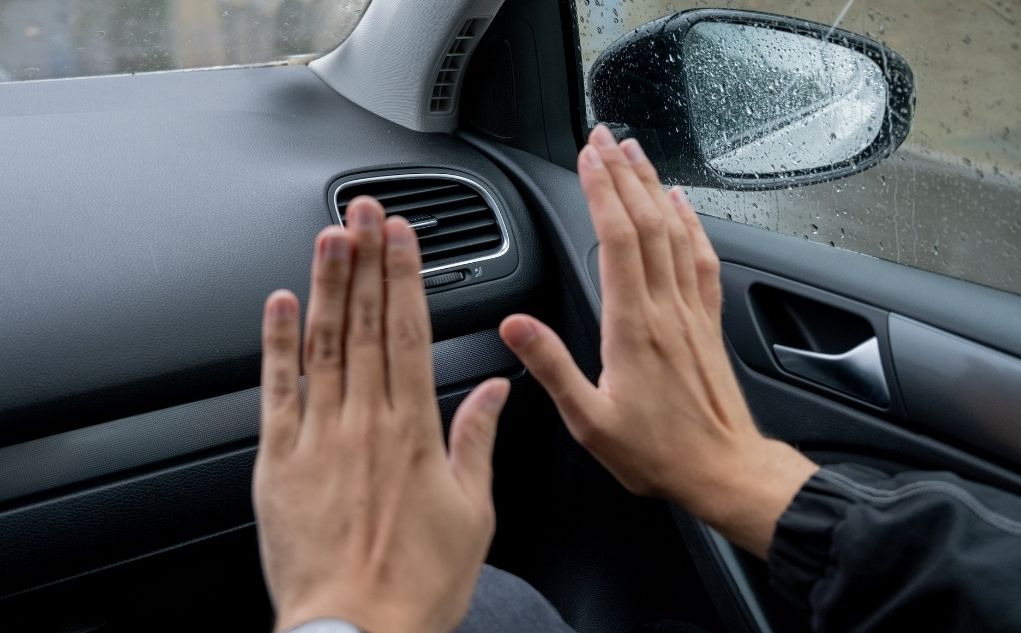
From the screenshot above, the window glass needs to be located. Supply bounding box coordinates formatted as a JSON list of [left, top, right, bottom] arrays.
[[572, 1, 1021, 296], [0, 0, 370, 83]]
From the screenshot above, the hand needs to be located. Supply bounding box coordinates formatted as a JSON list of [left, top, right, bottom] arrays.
[[499, 125, 818, 558], [254, 197, 510, 633]]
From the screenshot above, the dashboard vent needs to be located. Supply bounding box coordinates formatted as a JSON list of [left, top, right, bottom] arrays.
[[429, 18, 484, 114], [334, 174, 507, 270]]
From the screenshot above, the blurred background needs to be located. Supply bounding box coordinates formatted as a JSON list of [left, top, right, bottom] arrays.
[[0, 0, 369, 82]]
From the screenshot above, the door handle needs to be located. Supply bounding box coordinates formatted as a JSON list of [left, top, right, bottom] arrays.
[[773, 337, 890, 406]]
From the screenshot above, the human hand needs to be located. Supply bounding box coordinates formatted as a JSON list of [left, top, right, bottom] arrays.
[[254, 198, 510, 633], [499, 125, 817, 557]]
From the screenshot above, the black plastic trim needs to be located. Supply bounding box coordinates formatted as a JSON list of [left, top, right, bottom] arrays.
[[0, 447, 259, 599], [326, 168, 519, 289], [0, 329, 519, 507], [890, 314, 1021, 465]]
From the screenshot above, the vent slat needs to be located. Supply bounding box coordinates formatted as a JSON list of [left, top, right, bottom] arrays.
[[334, 175, 504, 267], [419, 234, 502, 259], [417, 217, 496, 241], [430, 204, 491, 221], [336, 182, 458, 206], [380, 192, 480, 215]]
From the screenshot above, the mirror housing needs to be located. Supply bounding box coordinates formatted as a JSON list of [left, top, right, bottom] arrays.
[[589, 9, 915, 190]]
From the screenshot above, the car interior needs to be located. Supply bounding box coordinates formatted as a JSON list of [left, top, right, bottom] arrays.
[[1, 1, 1019, 632]]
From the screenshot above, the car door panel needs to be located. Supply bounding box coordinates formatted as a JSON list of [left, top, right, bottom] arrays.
[[472, 128, 1021, 632]]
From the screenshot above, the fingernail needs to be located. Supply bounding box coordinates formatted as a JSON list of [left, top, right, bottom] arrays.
[[387, 222, 413, 248], [353, 204, 380, 229], [621, 140, 646, 164], [269, 294, 295, 319], [582, 145, 603, 168], [504, 320, 537, 348], [322, 234, 349, 260], [482, 379, 510, 412], [591, 124, 616, 148], [668, 186, 688, 205]]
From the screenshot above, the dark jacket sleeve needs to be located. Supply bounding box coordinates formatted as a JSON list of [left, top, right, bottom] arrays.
[[767, 463, 1021, 633]]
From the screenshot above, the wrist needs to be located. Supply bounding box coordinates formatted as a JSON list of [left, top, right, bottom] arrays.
[[683, 438, 819, 558]]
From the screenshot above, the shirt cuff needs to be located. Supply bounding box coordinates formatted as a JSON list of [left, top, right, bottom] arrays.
[[284, 618, 362, 633], [765, 462, 884, 613]]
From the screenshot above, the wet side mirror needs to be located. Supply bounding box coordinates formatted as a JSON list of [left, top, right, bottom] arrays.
[[590, 9, 915, 190]]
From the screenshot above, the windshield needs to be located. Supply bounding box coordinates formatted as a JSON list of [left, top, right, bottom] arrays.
[[0, 0, 370, 83]]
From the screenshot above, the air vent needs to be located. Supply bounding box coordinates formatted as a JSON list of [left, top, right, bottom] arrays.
[[429, 18, 484, 114], [334, 174, 507, 271]]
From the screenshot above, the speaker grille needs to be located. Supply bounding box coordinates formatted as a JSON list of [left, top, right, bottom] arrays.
[[465, 38, 517, 139]]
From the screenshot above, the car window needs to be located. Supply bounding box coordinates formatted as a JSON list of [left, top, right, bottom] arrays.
[[0, 0, 370, 83], [571, 1, 1021, 296]]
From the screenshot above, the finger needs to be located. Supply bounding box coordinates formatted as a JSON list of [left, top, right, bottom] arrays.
[[384, 217, 435, 408], [260, 290, 302, 456], [343, 196, 387, 408], [500, 315, 602, 426], [590, 126, 675, 298], [449, 378, 510, 503], [303, 227, 353, 420], [669, 187, 722, 321], [620, 139, 698, 304], [577, 143, 644, 310]]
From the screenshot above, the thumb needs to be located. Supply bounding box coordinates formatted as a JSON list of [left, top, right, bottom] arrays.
[[449, 377, 510, 502], [499, 315, 600, 425]]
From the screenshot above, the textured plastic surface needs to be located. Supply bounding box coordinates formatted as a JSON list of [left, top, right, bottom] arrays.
[[463, 136, 602, 339], [0, 352, 522, 599], [0, 66, 542, 444], [311, 0, 505, 133], [890, 314, 1021, 465], [0, 330, 519, 506], [0, 447, 259, 599]]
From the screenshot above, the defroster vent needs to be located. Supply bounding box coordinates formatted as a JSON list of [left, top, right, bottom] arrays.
[[429, 18, 485, 114], [332, 173, 509, 272]]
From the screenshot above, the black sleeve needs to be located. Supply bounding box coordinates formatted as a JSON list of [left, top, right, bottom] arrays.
[[766, 463, 1021, 633]]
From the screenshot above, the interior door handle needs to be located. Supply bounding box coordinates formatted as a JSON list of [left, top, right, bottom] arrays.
[[773, 337, 890, 406]]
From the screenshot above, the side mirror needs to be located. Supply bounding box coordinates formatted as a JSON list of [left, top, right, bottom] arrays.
[[590, 9, 915, 190]]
